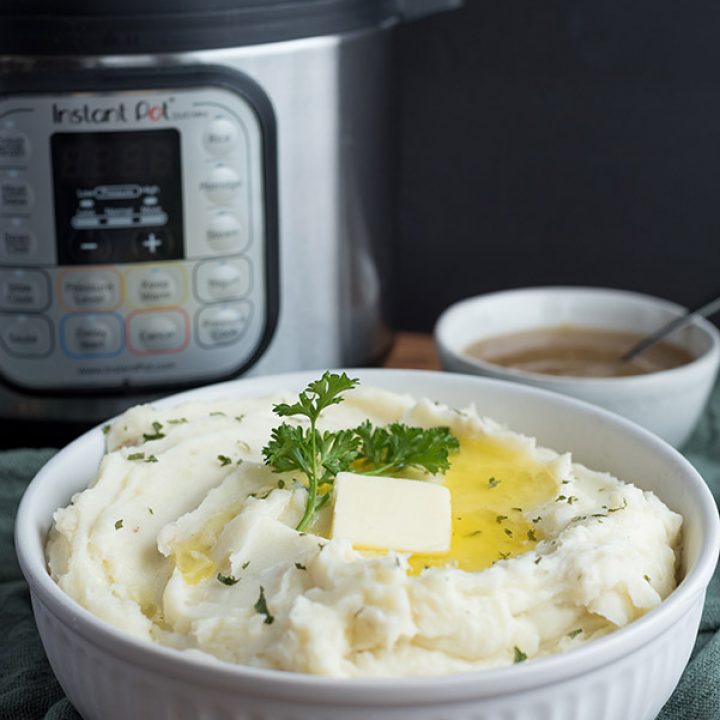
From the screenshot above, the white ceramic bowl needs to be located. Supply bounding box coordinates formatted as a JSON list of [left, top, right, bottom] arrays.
[[15, 369, 720, 720], [435, 287, 720, 447]]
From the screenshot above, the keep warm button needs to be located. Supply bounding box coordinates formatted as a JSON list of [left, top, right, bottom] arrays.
[[128, 309, 189, 354], [61, 270, 120, 310], [196, 301, 252, 348]]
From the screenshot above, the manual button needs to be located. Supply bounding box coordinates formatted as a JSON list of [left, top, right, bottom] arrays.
[[60, 270, 120, 310], [0, 269, 50, 311], [196, 301, 252, 348]]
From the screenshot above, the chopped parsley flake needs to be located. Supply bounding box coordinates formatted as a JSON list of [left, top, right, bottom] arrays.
[[488, 477, 500, 488], [567, 496, 578, 505], [496, 515, 508, 523], [168, 418, 188, 425], [102, 424, 110, 435], [278, 479, 286, 489], [148, 507, 154, 515], [235, 415, 245, 422], [567, 628, 582, 639], [513, 646, 528, 663], [143, 421, 165, 441], [254, 586, 274, 624], [218, 455, 232, 467], [210, 411, 226, 417], [217, 573, 239, 586], [532, 516, 542, 523], [608, 499, 629, 513], [295, 563, 307, 570], [145, 455, 158, 463], [527, 529, 537, 542], [241, 561, 251, 570], [504, 528, 513, 537], [128, 452, 145, 461], [556, 495, 567, 502], [114, 519, 123, 530], [511, 507, 523, 512], [534, 556, 542, 565], [644, 574, 651, 583], [498, 551, 510, 560]]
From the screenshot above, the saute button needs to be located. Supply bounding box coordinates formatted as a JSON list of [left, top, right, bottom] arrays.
[[62, 314, 122, 356], [0, 132, 30, 161], [0, 315, 52, 357], [203, 118, 239, 156], [200, 166, 241, 205], [196, 302, 252, 348], [0, 269, 49, 311], [195, 258, 251, 302], [129, 310, 187, 352], [61, 270, 120, 310], [0, 180, 33, 211], [207, 212, 243, 251]]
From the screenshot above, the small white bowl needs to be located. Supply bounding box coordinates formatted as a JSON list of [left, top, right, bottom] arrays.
[[15, 369, 720, 720], [435, 287, 720, 447]]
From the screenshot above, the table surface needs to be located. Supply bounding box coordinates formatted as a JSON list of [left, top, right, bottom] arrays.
[[383, 332, 440, 371]]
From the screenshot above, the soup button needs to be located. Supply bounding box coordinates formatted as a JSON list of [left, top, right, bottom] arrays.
[[128, 309, 188, 354]]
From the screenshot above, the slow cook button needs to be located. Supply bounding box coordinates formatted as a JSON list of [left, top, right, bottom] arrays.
[[200, 166, 241, 205], [196, 302, 252, 348], [0, 269, 49, 311], [195, 257, 251, 302], [203, 118, 239, 156], [128, 310, 188, 353], [61, 314, 122, 357], [61, 270, 120, 310], [207, 213, 243, 252], [0, 315, 52, 357]]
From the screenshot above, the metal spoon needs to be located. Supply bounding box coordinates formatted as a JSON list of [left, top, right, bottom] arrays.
[[622, 295, 720, 362]]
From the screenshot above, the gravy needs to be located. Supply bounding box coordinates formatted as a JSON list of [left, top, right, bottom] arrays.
[[464, 325, 694, 378]]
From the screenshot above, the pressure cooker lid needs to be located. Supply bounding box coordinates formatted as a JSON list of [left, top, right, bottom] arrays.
[[0, 0, 462, 55]]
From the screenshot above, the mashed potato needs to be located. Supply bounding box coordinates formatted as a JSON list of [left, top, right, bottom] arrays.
[[46, 386, 682, 677]]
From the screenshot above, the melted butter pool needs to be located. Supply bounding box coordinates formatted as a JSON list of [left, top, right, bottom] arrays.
[[407, 435, 558, 575]]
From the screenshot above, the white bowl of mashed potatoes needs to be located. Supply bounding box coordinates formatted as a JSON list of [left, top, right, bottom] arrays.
[[435, 287, 720, 447], [15, 369, 720, 720]]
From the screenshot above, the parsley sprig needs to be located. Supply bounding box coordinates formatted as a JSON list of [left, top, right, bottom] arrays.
[[262, 372, 459, 532]]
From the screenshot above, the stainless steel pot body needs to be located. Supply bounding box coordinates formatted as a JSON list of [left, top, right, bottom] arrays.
[[0, 28, 394, 421]]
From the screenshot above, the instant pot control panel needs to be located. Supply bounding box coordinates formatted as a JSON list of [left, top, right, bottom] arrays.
[[0, 72, 278, 394]]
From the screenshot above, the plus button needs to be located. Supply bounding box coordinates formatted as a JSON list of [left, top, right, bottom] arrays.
[[142, 232, 163, 254]]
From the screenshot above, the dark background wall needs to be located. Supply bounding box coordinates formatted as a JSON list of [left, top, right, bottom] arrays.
[[394, 0, 720, 332]]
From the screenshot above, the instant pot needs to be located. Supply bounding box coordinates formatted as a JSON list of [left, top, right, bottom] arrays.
[[0, 0, 461, 431]]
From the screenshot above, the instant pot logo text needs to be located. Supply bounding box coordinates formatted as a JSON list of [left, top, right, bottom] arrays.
[[52, 100, 171, 125]]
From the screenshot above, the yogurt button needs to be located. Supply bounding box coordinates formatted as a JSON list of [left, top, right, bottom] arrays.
[[207, 213, 242, 252], [195, 257, 251, 302], [0, 315, 52, 357], [203, 118, 239, 156], [200, 166, 242, 205]]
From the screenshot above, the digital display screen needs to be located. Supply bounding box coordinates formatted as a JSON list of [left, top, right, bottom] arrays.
[[51, 129, 184, 265]]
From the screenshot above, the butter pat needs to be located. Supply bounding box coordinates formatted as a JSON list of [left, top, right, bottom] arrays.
[[331, 472, 451, 553]]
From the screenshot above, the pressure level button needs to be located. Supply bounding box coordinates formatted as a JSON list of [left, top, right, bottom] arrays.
[[203, 118, 239, 156]]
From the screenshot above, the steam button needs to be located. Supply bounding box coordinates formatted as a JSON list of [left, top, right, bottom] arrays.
[[207, 213, 243, 251], [201, 166, 241, 205], [0, 315, 52, 357], [203, 118, 239, 156]]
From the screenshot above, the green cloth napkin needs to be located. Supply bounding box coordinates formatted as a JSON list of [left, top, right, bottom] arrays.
[[2, 394, 720, 720]]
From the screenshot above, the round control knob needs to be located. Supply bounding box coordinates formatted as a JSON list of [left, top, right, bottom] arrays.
[[203, 118, 239, 156], [207, 213, 242, 251]]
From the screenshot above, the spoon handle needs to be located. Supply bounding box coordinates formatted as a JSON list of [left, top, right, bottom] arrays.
[[622, 295, 720, 362]]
